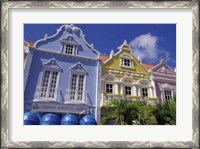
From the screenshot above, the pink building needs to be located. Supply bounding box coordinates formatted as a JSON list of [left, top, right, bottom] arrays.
[[144, 59, 176, 102]]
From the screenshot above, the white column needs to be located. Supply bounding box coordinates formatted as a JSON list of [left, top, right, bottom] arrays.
[[171, 90, 174, 98], [148, 88, 151, 98], [138, 86, 141, 96], [151, 80, 157, 98], [101, 80, 105, 92], [131, 85, 134, 96], [133, 85, 137, 96], [161, 89, 164, 102], [120, 83, 124, 95], [148, 87, 151, 98], [101, 80, 105, 103], [115, 82, 119, 94], [101, 92, 105, 103], [151, 87, 154, 98]]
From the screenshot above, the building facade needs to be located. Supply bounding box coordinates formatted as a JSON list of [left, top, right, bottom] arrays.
[[147, 59, 176, 102], [24, 24, 101, 124], [100, 40, 157, 108]]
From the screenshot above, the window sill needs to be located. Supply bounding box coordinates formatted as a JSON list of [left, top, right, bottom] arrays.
[[64, 53, 75, 56], [33, 99, 58, 102], [64, 101, 86, 104]]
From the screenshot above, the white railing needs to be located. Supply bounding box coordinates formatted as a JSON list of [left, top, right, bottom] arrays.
[[101, 92, 157, 105], [34, 87, 59, 102], [65, 90, 86, 103]]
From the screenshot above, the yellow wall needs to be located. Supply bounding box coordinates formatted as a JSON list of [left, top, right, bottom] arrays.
[[102, 44, 151, 82]]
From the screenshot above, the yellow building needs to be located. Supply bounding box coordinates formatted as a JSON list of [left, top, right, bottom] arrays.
[[100, 40, 157, 107]]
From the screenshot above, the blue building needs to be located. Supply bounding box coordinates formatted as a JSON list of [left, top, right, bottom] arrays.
[[24, 24, 102, 124]]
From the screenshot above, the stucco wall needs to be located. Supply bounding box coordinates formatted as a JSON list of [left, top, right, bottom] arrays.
[[155, 81, 176, 101], [24, 51, 98, 112]]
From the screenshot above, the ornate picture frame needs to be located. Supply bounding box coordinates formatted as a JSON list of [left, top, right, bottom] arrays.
[[1, 1, 199, 148]]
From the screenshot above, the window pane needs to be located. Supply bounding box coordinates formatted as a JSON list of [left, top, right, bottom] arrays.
[[70, 74, 77, 100], [77, 75, 84, 100], [40, 70, 50, 97], [123, 59, 131, 67], [125, 86, 131, 95], [48, 71, 58, 98], [164, 90, 172, 101], [65, 44, 74, 55], [142, 88, 148, 97], [70, 73, 85, 101], [106, 84, 113, 93]]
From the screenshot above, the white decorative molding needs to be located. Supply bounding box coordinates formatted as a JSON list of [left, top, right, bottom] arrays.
[[80, 32, 100, 56], [43, 58, 62, 69], [104, 40, 132, 64], [120, 76, 136, 83], [137, 78, 150, 85], [101, 73, 118, 82], [160, 83, 174, 90], [150, 59, 176, 75], [118, 40, 132, 51], [24, 49, 34, 89], [120, 54, 132, 59], [35, 25, 66, 47], [110, 49, 114, 58], [32, 47, 99, 61], [153, 77, 176, 83], [34, 24, 100, 57], [70, 62, 87, 73], [59, 34, 80, 46]]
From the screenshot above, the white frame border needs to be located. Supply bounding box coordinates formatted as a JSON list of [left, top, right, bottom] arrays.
[[1, 1, 199, 148]]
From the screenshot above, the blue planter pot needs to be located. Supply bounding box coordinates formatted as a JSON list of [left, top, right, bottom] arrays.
[[80, 115, 97, 125], [24, 112, 40, 125], [40, 113, 60, 125], [61, 114, 79, 125]]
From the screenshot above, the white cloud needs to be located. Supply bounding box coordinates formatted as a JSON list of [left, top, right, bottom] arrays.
[[129, 33, 171, 64]]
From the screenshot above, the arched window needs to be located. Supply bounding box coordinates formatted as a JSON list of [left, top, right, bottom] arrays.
[[137, 79, 151, 98]]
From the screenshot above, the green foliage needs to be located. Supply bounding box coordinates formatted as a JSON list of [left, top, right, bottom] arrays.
[[140, 104, 157, 125], [101, 115, 113, 125], [101, 96, 176, 125]]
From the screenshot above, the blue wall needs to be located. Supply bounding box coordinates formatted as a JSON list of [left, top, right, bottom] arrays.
[[25, 51, 98, 105], [35, 25, 98, 59], [24, 25, 100, 121]]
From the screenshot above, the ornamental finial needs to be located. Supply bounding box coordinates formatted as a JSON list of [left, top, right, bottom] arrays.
[[160, 59, 165, 63], [123, 40, 127, 44], [44, 34, 48, 38], [91, 43, 94, 48], [110, 49, 114, 58]]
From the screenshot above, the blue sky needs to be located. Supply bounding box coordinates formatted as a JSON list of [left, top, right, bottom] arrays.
[[24, 24, 176, 68]]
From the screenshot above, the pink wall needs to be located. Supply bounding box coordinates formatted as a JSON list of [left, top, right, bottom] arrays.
[[155, 81, 176, 102]]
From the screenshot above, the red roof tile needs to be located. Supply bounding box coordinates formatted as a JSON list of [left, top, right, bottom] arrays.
[[143, 63, 155, 70], [100, 54, 109, 62], [27, 41, 35, 47]]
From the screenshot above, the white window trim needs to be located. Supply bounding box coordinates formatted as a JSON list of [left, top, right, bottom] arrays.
[[66, 70, 87, 103], [162, 89, 173, 102], [64, 43, 77, 55], [120, 58, 134, 68], [124, 85, 132, 95], [105, 82, 114, 94], [141, 87, 149, 97], [34, 67, 61, 102]]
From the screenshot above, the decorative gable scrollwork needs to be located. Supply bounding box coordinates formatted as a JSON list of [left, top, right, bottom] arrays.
[[43, 58, 62, 70]]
